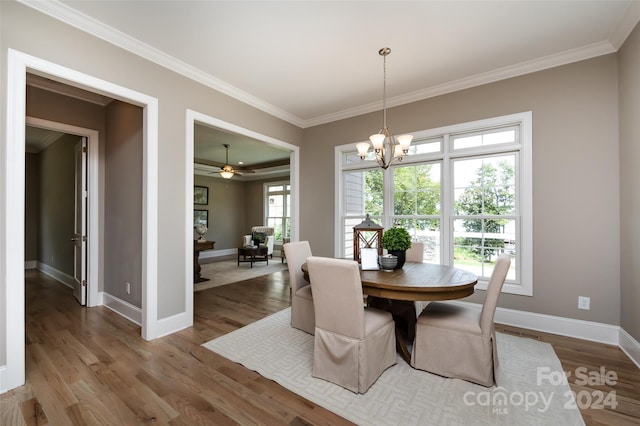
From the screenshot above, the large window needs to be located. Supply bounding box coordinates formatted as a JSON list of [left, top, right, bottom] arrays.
[[265, 182, 290, 241], [336, 112, 532, 295]]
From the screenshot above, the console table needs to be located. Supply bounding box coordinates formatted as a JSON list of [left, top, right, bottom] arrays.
[[194, 240, 214, 283]]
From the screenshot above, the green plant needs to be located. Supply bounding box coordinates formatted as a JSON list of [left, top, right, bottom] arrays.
[[382, 227, 412, 251]]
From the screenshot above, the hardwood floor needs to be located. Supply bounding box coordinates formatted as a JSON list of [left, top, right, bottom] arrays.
[[1, 270, 639, 425]]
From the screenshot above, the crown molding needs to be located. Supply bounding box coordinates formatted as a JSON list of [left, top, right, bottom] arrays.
[[304, 41, 617, 128], [20, 0, 639, 130], [609, 0, 640, 50], [18, 0, 306, 128]]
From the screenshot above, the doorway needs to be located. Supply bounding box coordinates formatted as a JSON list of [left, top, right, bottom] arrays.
[[26, 118, 101, 307], [3, 49, 159, 392], [185, 109, 300, 323]]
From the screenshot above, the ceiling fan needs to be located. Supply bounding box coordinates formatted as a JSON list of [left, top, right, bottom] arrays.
[[217, 144, 254, 179]]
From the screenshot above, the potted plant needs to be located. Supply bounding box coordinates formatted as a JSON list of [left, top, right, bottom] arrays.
[[382, 226, 412, 269]]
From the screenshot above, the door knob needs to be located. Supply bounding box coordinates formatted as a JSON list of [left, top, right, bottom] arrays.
[[70, 237, 79, 242]]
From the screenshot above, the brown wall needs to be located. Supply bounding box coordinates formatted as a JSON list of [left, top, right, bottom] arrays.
[[302, 55, 621, 325], [619, 22, 640, 341]]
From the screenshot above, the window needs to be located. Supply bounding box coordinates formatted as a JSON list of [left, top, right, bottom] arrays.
[[336, 112, 532, 295], [265, 181, 290, 241]]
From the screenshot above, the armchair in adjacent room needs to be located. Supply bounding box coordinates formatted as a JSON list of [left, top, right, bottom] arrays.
[[242, 226, 275, 258]]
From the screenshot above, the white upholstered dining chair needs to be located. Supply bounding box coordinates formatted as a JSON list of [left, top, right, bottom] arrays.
[[283, 241, 315, 335], [406, 241, 425, 263], [411, 254, 511, 387], [307, 256, 396, 393]]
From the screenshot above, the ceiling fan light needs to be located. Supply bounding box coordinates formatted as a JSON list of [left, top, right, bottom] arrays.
[[220, 164, 234, 179]]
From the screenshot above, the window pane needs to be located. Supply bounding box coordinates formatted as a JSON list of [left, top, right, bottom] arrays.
[[393, 164, 441, 215], [409, 138, 441, 154], [265, 182, 290, 242], [452, 127, 517, 150], [454, 155, 515, 215], [394, 218, 441, 263], [453, 218, 515, 279], [344, 169, 383, 216]]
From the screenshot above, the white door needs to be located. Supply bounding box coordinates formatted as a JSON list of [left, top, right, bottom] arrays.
[[72, 137, 87, 305]]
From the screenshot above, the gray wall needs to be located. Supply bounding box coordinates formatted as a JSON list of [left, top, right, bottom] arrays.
[[24, 153, 40, 262], [191, 175, 290, 251], [1, 0, 637, 371], [104, 101, 143, 305], [302, 54, 621, 326], [37, 134, 79, 276], [193, 174, 246, 250], [619, 23, 640, 341]]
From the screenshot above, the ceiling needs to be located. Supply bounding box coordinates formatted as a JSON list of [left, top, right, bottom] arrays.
[[23, 1, 639, 173], [41, 0, 640, 127]]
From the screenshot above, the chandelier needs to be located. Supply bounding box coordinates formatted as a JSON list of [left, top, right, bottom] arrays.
[[356, 47, 413, 169]]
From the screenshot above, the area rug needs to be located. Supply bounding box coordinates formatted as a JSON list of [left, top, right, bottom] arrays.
[[195, 258, 287, 292], [203, 308, 585, 426]]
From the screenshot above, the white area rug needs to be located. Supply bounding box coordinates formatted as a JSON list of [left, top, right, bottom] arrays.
[[195, 258, 287, 292], [203, 308, 585, 426]]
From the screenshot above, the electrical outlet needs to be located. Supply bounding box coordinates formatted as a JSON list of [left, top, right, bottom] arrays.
[[126, 282, 131, 294], [578, 296, 590, 310]]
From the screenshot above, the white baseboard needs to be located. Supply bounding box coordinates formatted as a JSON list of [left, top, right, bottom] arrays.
[[24, 260, 37, 270], [0, 365, 6, 394], [156, 312, 192, 339], [619, 328, 640, 369], [102, 293, 142, 326], [37, 262, 75, 289], [199, 248, 237, 259], [448, 301, 620, 345]]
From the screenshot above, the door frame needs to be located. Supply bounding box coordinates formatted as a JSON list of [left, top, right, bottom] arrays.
[[3, 49, 159, 392], [185, 110, 300, 324], [27, 117, 101, 308]]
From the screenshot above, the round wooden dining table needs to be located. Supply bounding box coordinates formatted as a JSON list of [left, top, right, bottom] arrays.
[[301, 261, 478, 363]]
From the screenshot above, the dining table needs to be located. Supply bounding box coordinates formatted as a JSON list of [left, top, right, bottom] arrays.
[[301, 260, 478, 363]]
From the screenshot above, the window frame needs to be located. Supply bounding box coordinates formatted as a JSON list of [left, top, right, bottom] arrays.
[[335, 112, 532, 296], [264, 180, 291, 243]]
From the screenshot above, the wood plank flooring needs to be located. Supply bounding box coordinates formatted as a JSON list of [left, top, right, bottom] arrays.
[[1, 269, 639, 425]]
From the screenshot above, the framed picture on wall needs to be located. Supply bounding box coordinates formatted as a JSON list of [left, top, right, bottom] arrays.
[[194, 209, 208, 228], [194, 186, 209, 205]]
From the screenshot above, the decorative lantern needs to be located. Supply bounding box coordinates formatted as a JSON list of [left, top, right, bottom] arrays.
[[353, 214, 384, 263]]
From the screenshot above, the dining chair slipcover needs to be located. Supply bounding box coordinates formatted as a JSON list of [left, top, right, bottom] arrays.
[[307, 256, 396, 394], [283, 241, 315, 335], [410, 254, 511, 387], [406, 242, 425, 263]]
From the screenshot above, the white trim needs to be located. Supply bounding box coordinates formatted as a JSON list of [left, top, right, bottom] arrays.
[[185, 111, 195, 328], [335, 112, 533, 296], [25, 117, 102, 307], [448, 300, 619, 345], [18, 0, 639, 129], [36, 262, 75, 289], [619, 328, 640, 370], [19, 0, 303, 128], [155, 312, 192, 339], [24, 261, 37, 270], [185, 109, 301, 324], [199, 248, 238, 260], [3, 49, 159, 392], [0, 366, 6, 394], [102, 293, 142, 326]]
